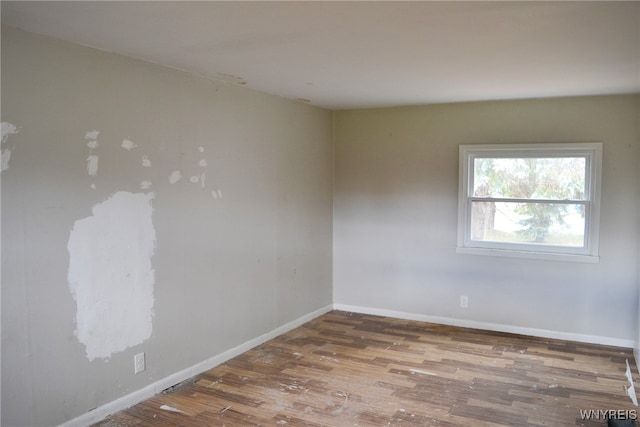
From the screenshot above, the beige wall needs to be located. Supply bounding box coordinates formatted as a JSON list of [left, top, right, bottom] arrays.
[[3, 24, 639, 427], [637, 106, 640, 367], [1, 27, 333, 426], [334, 95, 639, 344]]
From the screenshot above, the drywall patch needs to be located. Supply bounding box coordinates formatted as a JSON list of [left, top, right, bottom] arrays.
[[68, 191, 156, 361], [1, 121, 21, 172]]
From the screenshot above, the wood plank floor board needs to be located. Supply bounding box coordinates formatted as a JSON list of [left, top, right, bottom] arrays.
[[95, 311, 638, 426]]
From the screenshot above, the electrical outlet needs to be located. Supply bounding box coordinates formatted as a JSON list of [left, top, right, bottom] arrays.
[[134, 352, 145, 374], [460, 295, 468, 308]]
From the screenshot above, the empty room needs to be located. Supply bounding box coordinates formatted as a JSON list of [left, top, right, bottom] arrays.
[[1, 2, 639, 426]]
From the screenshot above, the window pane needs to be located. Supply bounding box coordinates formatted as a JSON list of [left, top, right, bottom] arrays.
[[473, 157, 586, 200], [470, 201, 585, 247]]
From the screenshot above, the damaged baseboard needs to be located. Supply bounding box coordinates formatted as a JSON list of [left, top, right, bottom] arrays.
[[334, 304, 636, 349], [58, 304, 333, 427]]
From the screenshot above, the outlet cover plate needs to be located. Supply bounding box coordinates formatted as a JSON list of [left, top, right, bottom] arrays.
[[134, 352, 145, 374]]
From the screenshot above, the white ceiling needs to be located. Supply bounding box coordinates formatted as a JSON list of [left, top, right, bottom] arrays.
[[2, 1, 639, 110]]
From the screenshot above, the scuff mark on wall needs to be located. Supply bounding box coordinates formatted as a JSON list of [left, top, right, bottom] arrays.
[[67, 191, 156, 361], [215, 73, 247, 86], [1, 121, 21, 172]]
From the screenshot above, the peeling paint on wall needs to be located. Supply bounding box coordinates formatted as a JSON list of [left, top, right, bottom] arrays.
[[1, 121, 21, 172], [67, 191, 156, 361]]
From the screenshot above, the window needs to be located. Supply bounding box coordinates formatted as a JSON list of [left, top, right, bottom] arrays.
[[457, 143, 602, 262]]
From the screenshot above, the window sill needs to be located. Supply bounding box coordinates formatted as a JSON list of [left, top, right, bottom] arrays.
[[456, 246, 600, 264]]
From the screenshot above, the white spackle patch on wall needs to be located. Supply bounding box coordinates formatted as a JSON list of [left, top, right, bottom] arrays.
[[140, 180, 152, 190], [85, 131, 99, 188], [121, 138, 137, 150], [142, 155, 151, 167], [85, 130, 100, 140], [85, 130, 100, 150], [67, 191, 156, 361], [86, 154, 99, 176], [189, 175, 200, 184], [168, 170, 182, 184], [1, 121, 21, 172], [1, 147, 13, 172]]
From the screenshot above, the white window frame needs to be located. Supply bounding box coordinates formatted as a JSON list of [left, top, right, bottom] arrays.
[[457, 142, 602, 263]]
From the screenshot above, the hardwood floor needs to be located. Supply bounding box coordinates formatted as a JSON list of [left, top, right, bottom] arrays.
[[96, 311, 638, 426]]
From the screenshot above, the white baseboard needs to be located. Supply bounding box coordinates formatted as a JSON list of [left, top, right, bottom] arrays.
[[57, 302, 636, 427], [59, 304, 333, 427], [334, 304, 636, 349]]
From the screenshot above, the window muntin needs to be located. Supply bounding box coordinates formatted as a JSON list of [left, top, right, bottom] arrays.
[[458, 143, 602, 262]]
